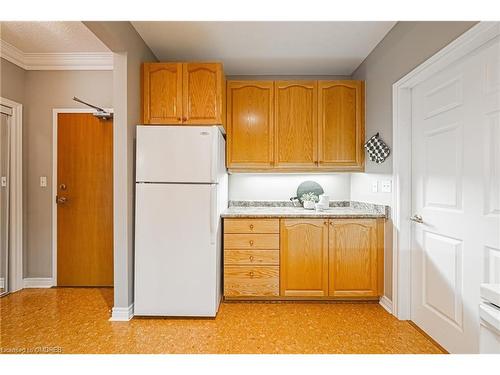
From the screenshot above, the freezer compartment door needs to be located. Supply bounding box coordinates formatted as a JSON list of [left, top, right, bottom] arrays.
[[136, 125, 223, 183], [134, 183, 221, 316]]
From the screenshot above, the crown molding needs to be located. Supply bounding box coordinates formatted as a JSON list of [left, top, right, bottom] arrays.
[[0, 40, 113, 71]]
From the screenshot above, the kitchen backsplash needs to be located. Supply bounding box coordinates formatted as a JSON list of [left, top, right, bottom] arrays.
[[228, 174, 351, 201]]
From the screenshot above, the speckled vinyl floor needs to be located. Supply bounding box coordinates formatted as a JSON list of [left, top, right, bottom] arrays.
[[0, 288, 444, 354]]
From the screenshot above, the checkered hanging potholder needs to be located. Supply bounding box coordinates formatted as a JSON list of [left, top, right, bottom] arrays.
[[364, 133, 390, 164]]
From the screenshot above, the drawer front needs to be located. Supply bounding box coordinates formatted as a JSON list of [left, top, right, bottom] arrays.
[[224, 219, 279, 234], [224, 250, 279, 266], [224, 266, 279, 297], [224, 234, 279, 249]]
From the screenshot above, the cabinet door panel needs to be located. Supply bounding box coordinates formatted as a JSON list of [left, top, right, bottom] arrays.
[[142, 63, 183, 124], [183, 63, 222, 124], [329, 219, 381, 297], [318, 81, 364, 169], [227, 81, 274, 168], [274, 81, 318, 168], [280, 219, 328, 297]]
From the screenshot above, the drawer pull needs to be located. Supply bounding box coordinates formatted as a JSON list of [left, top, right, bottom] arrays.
[[249, 240, 254, 246], [249, 271, 254, 278], [249, 224, 254, 230], [249, 255, 254, 262]]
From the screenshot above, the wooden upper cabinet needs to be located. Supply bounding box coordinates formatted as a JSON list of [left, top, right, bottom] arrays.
[[226, 81, 274, 169], [274, 81, 318, 168], [318, 81, 364, 169], [142, 63, 183, 124], [182, 63, 223, 124], [280, 219, 329, 297], [328, 219, 383, 297], [141, 62, 224, 126]]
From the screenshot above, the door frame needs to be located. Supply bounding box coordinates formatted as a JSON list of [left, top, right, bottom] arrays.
[[51, 108, 113, 286], [392, 22, 500, 319], [0, 97, 23, 293]]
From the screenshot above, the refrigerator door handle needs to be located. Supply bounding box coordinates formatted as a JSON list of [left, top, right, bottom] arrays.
[[210, 185, 217, 245], [210, 128, 217, 182]]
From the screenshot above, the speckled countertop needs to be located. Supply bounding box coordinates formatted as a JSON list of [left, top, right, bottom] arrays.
[[222, 201, 389, 219]]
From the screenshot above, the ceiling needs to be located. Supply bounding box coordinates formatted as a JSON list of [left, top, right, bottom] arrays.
[[0, 21, 109, 53], [132, 21, 396, 75]]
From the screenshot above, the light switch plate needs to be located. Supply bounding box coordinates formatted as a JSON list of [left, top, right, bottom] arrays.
[[381, 180, 392, 193], [1, 176, 6, 187], [40, 176, 47, 188], [371, 181, 378, 193]]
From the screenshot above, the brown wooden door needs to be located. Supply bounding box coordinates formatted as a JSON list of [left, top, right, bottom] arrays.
[[328, 219, 383, 297], [182, 62, 223, 124], [274, 81, 317, 169], [318, 81, 365, 170], [57, 113, 113, 286], [227, 81, 274, 169], [280, 219, 328, 297], [141, 62, 183, 124]]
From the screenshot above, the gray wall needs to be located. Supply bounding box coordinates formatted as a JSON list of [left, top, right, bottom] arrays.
[[23, 70, 113, 277], [1, 58, 26, 104], [351, 21, 478, 300], [352, 21, 477, 175], [1, 58, 113, 278], [84, 21, 157, 310]]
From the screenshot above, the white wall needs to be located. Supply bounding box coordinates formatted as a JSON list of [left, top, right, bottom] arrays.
[[229, 173, 351, 201], [350, 173, 393, 205]]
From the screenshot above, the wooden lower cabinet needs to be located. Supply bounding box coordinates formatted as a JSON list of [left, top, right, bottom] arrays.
[[279, 219, 329, 297], [223, 219, 280, 299], [328, 219, 384, 297], [223, 217, 384, 300]]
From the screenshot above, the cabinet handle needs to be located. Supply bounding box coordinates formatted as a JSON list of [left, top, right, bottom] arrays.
[[177, 117, 181, 121], [249, 256, 254, 262], [249, 240, 254, 246], [249, 224, 254, 230], [182, 117, 187, 121], [249, 271, 254, 278]]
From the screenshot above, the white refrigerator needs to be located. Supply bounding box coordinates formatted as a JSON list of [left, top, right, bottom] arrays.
[[134, 125, 228, 317]]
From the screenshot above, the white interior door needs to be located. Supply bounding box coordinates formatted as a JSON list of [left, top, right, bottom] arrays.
[[411, 36, 500, 353]]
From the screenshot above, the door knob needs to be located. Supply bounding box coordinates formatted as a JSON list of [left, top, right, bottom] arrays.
[[56, 196, 68, 204], [410, 214, 423, 223]]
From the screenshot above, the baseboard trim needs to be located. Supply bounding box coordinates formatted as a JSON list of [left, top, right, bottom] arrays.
[[379, 295, 393, 314], [110, 303, 134, 321], [23, 277, 54, 288]]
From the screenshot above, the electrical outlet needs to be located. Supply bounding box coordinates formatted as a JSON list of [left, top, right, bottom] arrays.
[[40, 176, 47, 188], [371, 181, 378, 193], [381, 180, 392, 193]]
